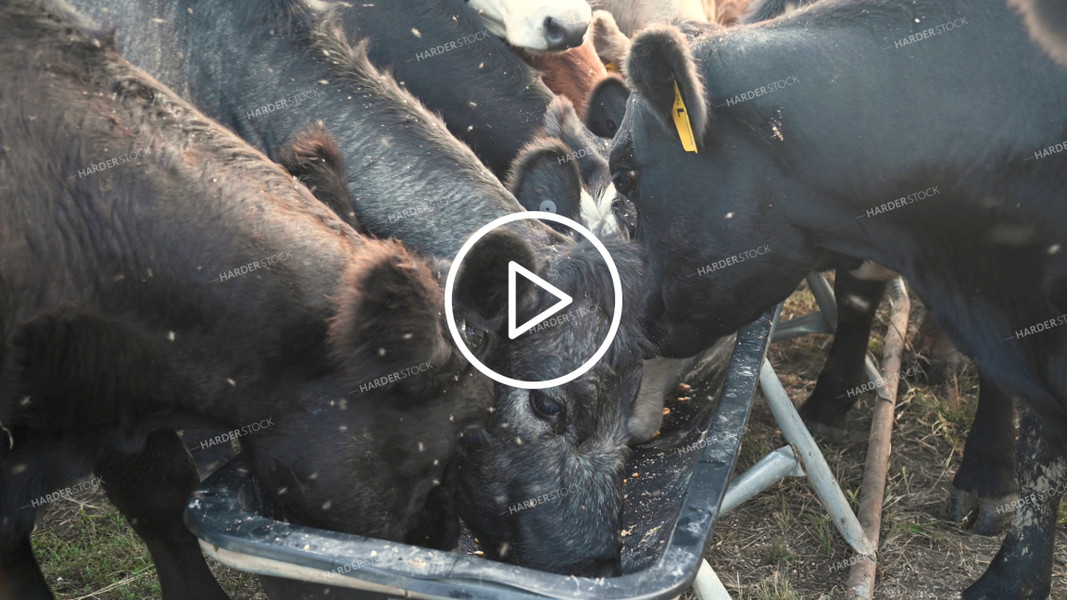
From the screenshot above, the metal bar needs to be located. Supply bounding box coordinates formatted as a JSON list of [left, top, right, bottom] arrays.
[[692, 559, 733, 600], [771, 312, 833, 342], [719, 446, 804, 516], [805, 272, 837, 331], [759, 359, 876, 556]]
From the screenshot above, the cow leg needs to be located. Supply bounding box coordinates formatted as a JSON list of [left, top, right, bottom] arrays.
[[95, 430, 228, 600], [0, 537, 54, 600], [948, 375, 1018, 535], [799, 271, 887, 439], [963, 405, 1062, 600]]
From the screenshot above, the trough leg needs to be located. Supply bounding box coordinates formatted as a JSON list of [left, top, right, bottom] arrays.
[[799, 271, 887, 438], [948, 375, 1018, 535], [964, 405, 1062, 600], [0, 536, 53, 600], [95, 429, 229, 600]]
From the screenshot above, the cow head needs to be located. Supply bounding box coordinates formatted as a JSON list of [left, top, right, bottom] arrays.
[[240, 238, 505, 547], [468, 0, 591, 51], [611, 25, 821, 356], [450, 229, 649, 577]]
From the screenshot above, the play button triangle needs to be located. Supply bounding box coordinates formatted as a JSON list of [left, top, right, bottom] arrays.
[[508, 261, 573, 340]]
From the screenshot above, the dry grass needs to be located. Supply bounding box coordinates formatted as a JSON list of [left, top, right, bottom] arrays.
[[706, 279, 1067, 599]]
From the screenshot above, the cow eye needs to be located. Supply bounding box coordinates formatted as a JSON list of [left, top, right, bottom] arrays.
[[530, 394, 563, 421], [612, 169, 637, 196]]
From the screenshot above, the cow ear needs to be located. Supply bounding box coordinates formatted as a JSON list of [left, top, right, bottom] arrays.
[[590, 9, 631, 66], [585, 75, 631, 139], [453, 229, 539, 324], [625, 25, 707, 147], [277, 121, 361, 231], [507, 139, 583, 224], [329, 240, 451, 376]]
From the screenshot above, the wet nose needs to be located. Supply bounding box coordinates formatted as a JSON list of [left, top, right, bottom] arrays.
[[543, 17, 588, 51]]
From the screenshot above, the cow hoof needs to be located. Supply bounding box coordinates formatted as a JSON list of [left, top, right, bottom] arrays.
[[947, 488, 1015, 535], [947, 487, 978, 525]]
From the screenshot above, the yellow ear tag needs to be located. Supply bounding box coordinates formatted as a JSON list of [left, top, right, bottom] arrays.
[[672, 81, 698, 153], [604, 62, 620, 73]]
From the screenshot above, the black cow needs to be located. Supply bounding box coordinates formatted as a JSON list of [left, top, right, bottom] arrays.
[[738, 0, 1020, 535], [71, 0, 652, 576], [0, 0, 518, 597], [612, 0, 1067, 597]]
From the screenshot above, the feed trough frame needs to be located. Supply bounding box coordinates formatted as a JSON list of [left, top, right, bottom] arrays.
[[185, 311, 776, 599]]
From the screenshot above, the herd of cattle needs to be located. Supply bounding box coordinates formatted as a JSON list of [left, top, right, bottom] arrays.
[[1, 0, 1065, 598]]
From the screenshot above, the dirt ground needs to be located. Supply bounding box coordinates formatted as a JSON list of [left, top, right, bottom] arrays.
[[28, 280, 1067, 599]]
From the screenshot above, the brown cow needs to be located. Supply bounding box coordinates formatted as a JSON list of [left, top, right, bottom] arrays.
[[525, 36, 631, 134]]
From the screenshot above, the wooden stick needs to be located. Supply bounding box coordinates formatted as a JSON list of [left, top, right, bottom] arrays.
[[846, 277, 910, 599]]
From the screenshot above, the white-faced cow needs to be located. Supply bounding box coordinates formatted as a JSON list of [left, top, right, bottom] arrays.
[[468, 0, 592, 51]]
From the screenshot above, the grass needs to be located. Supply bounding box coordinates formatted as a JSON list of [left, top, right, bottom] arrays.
[[30, 493, 266, 599], [709, 279, 1067, 599], [32, 505, 160, 600]]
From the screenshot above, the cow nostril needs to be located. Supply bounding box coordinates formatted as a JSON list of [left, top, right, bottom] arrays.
[[543, 18, 587, 50], [543, 17, 565, 46]]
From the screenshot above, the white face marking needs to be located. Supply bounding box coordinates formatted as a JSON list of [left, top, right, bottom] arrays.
[[467, 0, 591, 51], [579, 187, 622, 239]]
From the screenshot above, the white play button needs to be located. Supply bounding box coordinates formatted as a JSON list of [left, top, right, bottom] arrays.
[[508, 261, 573, 339], [444, 211, 623, 389]]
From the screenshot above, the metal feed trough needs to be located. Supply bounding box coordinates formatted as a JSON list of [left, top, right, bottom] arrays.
[[184, 311, 777, 599]]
